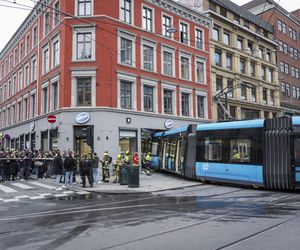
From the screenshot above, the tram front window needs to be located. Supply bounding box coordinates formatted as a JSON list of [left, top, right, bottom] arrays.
[[294, 138, 300, 163]]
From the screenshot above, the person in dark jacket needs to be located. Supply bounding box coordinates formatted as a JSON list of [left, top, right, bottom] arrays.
[[79, 154, 93, 188], [63, 151, 77, 188], [9, 152, 19, 181], [53, 150, 64, 191], [0, 151, 5, 181]]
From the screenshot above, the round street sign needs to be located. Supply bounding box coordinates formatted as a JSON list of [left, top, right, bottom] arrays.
[[47, 115, 57, 124]]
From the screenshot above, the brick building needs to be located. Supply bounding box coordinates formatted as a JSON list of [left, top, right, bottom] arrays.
[[244, 0, 300, 116], [178, 0, 281, 120], [0, 0, 211, 157]]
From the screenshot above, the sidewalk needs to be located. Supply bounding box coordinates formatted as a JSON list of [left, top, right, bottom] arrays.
[[72, 172, 202, 194]]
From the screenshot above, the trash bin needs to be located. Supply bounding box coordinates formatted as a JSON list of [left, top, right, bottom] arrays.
[[119, 164, 129, 185], [127, 165, 139, 188]]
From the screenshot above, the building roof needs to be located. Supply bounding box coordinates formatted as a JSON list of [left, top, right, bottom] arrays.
[[211, 0, 273, 33], [242, 0, 300, 26]]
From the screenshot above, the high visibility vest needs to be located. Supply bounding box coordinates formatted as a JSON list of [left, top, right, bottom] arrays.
[[146, 154, 151, 162]]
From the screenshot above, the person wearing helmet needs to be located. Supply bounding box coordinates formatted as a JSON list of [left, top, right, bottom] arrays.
[[133, 152, 139, 166], [124, 151, 131, 165], [113, 154, 123, 183], [101, 151, 110, 183]]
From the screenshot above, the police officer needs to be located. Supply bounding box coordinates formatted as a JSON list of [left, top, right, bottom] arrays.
[[101, 151, 110, 183], [113, 154, 122, 183]]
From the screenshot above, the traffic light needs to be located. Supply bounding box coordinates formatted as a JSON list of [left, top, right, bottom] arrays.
[[86, 126, 94, 147]]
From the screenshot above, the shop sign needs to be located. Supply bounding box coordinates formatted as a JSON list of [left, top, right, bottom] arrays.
[[75, 112, 91, 124], [164, 119, 174, 129], [30, 122, 35, 131]]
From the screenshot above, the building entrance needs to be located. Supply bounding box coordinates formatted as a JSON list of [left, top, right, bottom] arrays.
[[119, 130, 137, 157], [74, 126, 93, 157]]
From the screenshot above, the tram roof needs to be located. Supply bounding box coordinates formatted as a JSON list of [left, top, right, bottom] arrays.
[[196, 119, 264, 131], [153, 125, 189, 137]]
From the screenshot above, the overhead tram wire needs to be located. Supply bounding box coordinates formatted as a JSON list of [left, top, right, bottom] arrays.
[[2, 0, 285, 77], [4, 0, 215, 76]]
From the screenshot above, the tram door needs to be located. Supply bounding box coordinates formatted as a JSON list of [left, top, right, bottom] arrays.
[[175, 138, 185, 175], [293, 136, 300, 187], [161, 141, 167, 170]]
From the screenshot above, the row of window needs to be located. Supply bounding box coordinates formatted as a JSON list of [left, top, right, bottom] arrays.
[[280, 61, 300, 79], [121, 0, 205, 50], [278, 20, 298, 40], [118, 31, 207, 83], [214, 48, 275, 82], [278, 40, 298, 59], [216, 75, 275, 105], [281, 82, 300, 99], [212, 26, 273, 62], [0, 36, 60, 104], [0, 1, 60, 80]]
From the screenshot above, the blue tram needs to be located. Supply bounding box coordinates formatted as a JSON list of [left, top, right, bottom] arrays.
[[153, 116, 300, 190]]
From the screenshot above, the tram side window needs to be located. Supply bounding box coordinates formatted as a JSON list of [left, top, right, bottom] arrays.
[[151, 142, 160, 156], [294, 138, 300, 163], [230, 139, 251, 163], [169, 140, 176, 159], [204, 138, 223, 161]]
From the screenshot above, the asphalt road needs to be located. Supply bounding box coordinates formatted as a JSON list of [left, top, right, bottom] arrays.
[[0, 183, 300, 250]]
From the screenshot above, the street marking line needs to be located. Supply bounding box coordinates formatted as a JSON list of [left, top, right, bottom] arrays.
[[0, 184, 18, 193], [3, 199, 20, 203], [15, 195, 30, 199], [11, 183, 34, 190], [30, 196, 45, 200], [63, 191, 75, 194], [39, 193, 53, 197], [28, 181, 56, 190], [54, 193, 68, 197]]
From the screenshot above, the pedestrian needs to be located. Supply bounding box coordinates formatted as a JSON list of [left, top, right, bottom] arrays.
[[53, 150, 64, 191], [133, 152, 139, 166], [0, 151, 5, 181], [92, 152, 100, 183], [9, 152, 18, 181], [79, 154, 93, 188], [63, 151, 77, 188]]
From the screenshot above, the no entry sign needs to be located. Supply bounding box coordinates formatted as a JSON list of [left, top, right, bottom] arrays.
[[47, 115, 57, 123]]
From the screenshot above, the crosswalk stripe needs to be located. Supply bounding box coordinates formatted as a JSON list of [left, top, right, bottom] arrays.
[[15, 195, 30, 199], [76, 191, 90, 195], [39, 193, 53, 197], [30, 196, 45, 200], [11, 183, 34, 190], [28, 181, 56, 190], [0, 184, 17, 193], [63, 191, 75, 194], [3, 199, 20, 202], [54, 193, 68, 197]]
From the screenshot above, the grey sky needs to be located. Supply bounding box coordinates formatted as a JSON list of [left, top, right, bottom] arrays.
[[0, 0, 300, 51]]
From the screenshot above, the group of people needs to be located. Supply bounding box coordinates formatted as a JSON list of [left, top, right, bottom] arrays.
[[0, 148, 153, 191]]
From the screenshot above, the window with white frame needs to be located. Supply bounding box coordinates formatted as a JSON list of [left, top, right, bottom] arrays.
[[162, 14, 172, 38], [181, 92, 190, 116], [119, 31, 135, 66], [54, 1, 60, 26], [17, 101, 22, 122], [8, 80, 12, 98], [73, 26, 95, 61], [14, 48, 18, 65], [163, 89, 173, 115], [33, 26, 37, 47], [3, 84, 6, 101], [23, 97, 28, 120], [141, 79, 157, 113], [51, 80, 59, 111], [120, 80, 132, 109], [196, 93, 207, 118], [77, 0, 92, 16], [162, 46, 175, 76], [12, 104, 16, 124], [42, 45, 49, 74], [0, 87, 2, 103], [19, 42, 23, 61], [180, 53, 191, 80], [142, 39, 156, 71], [26, 34, 30, 54], [24, 63, 29, 87], [7, 107, 10, 126], [30, 92, 36, 118], [31, 56, 37, 82], [120, 0, 132, 24], [52, 37, 60, 67], [195, 28, 204, 50], [142, 6, 153, 32], [77, 77, 91, 106], [18, 69, 22, 91], [196, 58, 205, 83], [180, 22, 188, 44], [44, 12, 50, 35], [12, 75, 16, 95], [42, 86, 48, 114]]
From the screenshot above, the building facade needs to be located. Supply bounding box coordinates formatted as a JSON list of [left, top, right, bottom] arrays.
[[179, 0, 281, 120], [243, 0, 300, 116], [0, 0, 212, 157]]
